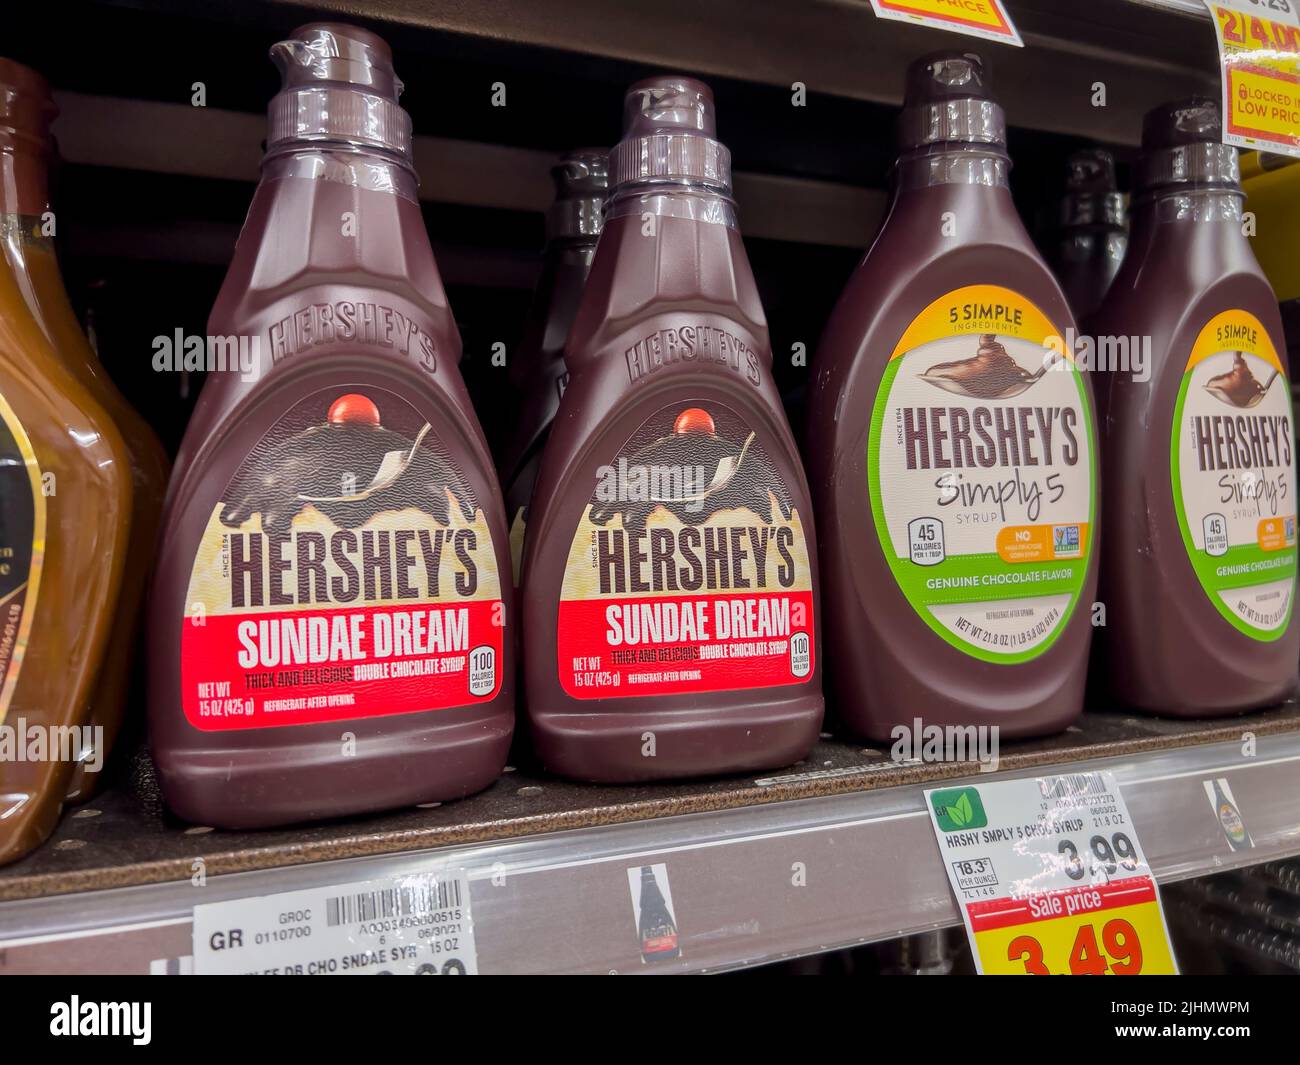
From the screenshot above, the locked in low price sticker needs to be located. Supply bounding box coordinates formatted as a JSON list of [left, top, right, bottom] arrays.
[[1205, 0, 1300, 156], [926, 772, 1179, 975], [867, 0, 1023, 47]]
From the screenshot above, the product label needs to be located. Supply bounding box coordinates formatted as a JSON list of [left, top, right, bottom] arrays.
[[557, 402, 814, 698], [1205, 0, 1300, 158], [868, 285, 1095, 663], [867, 0, 1023, 47], [192, 869, 477, 975], [1171, 310, 1296, 640], [181, 387, 503, 730], [927, 773, 1178, 975], [0, 392, 43, 724]]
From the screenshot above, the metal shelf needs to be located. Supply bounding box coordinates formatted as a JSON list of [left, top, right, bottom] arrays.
[[1, 704, 1298, 974]]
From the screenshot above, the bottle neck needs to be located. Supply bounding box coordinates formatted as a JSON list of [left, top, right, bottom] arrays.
[[260, 145, 418, 203], [894, 146, 1011, 192], [606, 183, 738, 229], [0, 145, 50, 217], [1133, 185, 1243, 226]]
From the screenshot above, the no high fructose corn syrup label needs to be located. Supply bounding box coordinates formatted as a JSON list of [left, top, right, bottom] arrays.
[[181, 387, 504, 730], [0, 391, 43, 724], [557, 402, 815, 698], [1172, 309, 1297, 640], [868, 285, 1096, 663]]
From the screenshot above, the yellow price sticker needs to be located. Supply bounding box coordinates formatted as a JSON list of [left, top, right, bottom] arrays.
[[973, 893, 1178, 976], [867, 0, 1022, 47], [1207, 1, 1300, 156]]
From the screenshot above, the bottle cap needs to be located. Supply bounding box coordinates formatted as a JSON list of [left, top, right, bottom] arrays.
[[267, 23, 413, 163], [546, 148, 609, 242], [898, 51, 1006, 150], [609, 75, 731, 192], [0, 59, 57, 152], [1137, 97, 1239, 190], [1060, 149, 1126, 227]]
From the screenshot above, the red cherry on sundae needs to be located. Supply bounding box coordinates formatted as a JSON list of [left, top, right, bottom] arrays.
[[328, 394, 381, 426], [674, 407, 715, 435]]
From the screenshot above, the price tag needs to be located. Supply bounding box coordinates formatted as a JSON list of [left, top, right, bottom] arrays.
[[866, 0, 1023, 47], [926, 773, 1179, 975], [192, 868, 477, 975], [1204, 0, 1300, 157]]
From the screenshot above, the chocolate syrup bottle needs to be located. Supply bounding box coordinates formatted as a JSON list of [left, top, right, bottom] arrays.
[[1051, 149, 1128, 322], [499, 149, 607, 585], [636, 866, 681, 963], [807, 52, 1098, 742], [521, 77, 822, 781], [148, 24, 514, 828], [1090, 99, 1298, 715]]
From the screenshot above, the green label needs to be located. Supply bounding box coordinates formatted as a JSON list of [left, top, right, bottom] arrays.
[[1170, 310, 1296, 641], [931, 786, 988, 832], [867, 286, 1096, 664]]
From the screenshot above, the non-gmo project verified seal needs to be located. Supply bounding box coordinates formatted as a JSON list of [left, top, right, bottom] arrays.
[[930, 786, 987, 832], [1053, 524, 1082, 558]]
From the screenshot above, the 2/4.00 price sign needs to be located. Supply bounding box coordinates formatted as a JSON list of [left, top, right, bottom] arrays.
[[926, 772, 1178, 975]]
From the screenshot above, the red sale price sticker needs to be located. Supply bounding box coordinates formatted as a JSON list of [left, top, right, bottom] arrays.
[[925, 772, 1179, 975], [1205, 0, 1300, 156], [867, 0, 1023, 47]]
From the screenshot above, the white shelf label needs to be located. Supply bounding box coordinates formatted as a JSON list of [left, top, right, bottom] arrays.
[[925, 772, 1179, 975], [192, 869, 477, 975]]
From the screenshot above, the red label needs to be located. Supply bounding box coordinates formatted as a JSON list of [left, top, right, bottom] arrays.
[[182, 600, 503, 729], [180, 387, 504, 731], [558, 591, 813, 698], [557, 401, 815, 699], [967, 876, 1159, 934]]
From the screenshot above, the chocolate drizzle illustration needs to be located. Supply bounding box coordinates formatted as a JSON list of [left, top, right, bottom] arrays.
[[219, 393, 476, 529], [1204, 352, 1281, 409], [588, 406, 794, 536], [918, 334, 1051, 399]]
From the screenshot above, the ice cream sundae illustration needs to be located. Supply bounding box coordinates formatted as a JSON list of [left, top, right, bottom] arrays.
[[219, 393, 475, 529], [919, 334, 1051, 399], [588, 406, 793, 535], [1204, 352, 1281, 409]]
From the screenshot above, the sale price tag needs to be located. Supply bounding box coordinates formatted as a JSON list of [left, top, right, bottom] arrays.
[[926, 772, 1179, 975], [867, 0, 1023, 47], [1205, 0, 1300, 157]]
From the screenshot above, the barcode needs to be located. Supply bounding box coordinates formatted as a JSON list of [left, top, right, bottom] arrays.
[[1040, 773, 1108, 799], [326, 878, 461, 927]]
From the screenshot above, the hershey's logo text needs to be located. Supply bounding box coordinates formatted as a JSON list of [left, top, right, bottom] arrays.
[[1194, 414, 1292, 472], [595, 526, 795, 595], [228, 528, 479, 607], [269, 301, 438, 371], [625, 325, 761, 386], [903, 405, 1081, 471]]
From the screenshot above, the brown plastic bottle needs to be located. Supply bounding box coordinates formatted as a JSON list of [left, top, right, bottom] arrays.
[[499, 148, 607, 586], [0, 60, 170, 803], [1089, 99, 1298, 714], [147, 24, 514, 829], [807, 52, 1098, 742], [521, 76, 823, 781], [0, 70, 133, 864], [1051, 148, 1128, 323]]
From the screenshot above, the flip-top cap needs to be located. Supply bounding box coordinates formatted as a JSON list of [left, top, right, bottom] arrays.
[[1137, 97, 1238, 190], [898, 51, 1005, 150], [546, 148, 609, 242], [610, 75, 731, 191], [267, 23, 413, 162]]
